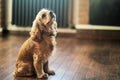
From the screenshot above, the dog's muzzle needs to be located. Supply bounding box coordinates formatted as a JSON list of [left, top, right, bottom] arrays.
[[46, 11, 55, 27]]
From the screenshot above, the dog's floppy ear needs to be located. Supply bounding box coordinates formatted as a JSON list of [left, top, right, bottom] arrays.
[[30, 20, 42, 41]]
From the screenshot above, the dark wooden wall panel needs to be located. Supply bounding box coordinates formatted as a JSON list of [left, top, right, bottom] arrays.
[[90, 0, 120, 26]]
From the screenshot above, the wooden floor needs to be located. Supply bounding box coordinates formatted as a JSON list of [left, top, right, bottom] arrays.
[[0, 35, 120, 80]]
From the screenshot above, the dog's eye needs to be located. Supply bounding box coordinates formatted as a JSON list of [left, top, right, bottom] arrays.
[[42, 13, 46, 19]]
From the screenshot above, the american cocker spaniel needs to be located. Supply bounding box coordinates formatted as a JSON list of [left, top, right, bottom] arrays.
[[13, 9, 57, 79]]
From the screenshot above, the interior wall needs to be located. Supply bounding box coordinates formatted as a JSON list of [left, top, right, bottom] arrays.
[[0, 0, 1, 27], [0, 0, 6, 28], [79, 0, 89, 24], [73, 0, 89, 25]]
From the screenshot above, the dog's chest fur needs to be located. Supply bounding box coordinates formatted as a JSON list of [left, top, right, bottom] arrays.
[[34, 36, 56, 60]]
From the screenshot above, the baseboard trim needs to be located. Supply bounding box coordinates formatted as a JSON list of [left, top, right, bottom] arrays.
[[6, 26, 76, 37], [76, 25, 120, 30]]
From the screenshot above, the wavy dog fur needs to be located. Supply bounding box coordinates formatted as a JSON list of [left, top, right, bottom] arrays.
[[13, 9, 57, 79]]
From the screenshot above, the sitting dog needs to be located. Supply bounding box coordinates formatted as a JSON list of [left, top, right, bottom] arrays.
[[13, 9, 57, 79]]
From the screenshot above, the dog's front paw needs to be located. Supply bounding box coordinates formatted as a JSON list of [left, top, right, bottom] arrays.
[[38, 73, 48, 79], [13, 71, 16, 77], [47, 70, 55, 75]]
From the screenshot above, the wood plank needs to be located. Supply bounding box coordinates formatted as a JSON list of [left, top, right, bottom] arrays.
[[60, 46, 85, 80], [73, 43, 95, 80]]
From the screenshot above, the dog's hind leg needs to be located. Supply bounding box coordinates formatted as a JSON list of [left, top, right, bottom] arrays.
[[13, 63, 34, 77]]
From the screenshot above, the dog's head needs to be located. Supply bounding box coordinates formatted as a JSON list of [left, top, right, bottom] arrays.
[[30, 9, 57, 41]]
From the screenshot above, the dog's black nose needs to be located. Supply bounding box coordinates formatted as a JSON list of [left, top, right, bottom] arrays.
[[50, 11, 54, 18]]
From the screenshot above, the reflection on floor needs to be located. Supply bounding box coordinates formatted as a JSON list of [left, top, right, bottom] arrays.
[[0, 35, 120, 80]]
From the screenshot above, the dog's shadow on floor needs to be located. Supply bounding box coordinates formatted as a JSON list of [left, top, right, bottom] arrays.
[[14, 76, 48, 80], [89, 48, 111, 65], [89, 48, 120, 65]]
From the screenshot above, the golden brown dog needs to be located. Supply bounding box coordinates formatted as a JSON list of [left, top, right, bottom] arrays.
[[13, 9, 57, 79]]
